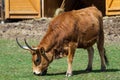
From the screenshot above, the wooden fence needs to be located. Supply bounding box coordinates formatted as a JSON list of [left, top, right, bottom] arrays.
[[1, 0, 120, 21], [5, 0, 40, 19], [106, 0, 120, 16]]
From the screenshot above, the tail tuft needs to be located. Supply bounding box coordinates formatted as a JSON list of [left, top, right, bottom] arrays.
[[104, 48, 109, 66], [54, 8, 64, 17]]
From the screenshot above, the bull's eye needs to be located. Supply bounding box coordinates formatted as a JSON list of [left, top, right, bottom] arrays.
[[36, 58, 40, 63], [34, 57, 41, 65]]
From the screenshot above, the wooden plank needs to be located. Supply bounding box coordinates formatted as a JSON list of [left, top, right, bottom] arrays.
[[108, 8, 120, 11], [5, 0, 41, 19], [106, 11, 120, 15], [9, 14, 39, 19], [10, 0, 34, 11], [41, 0, 44, 17], [0, 0, 4, 21], [108, 0, 113, 8], [9, 11, 38, 14], [5, 0, 9, 19], [0, 4, 2, 19], [29, 0, 41, 18], [106, 0, 120, 16]]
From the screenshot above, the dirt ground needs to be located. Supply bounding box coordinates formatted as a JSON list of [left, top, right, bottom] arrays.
[[0, 16, 120, 44], [0, 19, 50, 41], [103, 16, 120, 43]]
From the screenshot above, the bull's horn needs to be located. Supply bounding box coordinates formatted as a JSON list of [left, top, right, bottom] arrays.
[[24, 38, 37, 51], [16, 38, 30, 50]]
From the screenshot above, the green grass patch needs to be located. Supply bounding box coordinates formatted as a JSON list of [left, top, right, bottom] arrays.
[[0, 39, 120, 80]]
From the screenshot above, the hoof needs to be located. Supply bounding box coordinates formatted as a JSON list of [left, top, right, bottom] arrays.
[[85, 68, 92, 72], [66, 73, 73, 77], [101, 67, 106, 72]]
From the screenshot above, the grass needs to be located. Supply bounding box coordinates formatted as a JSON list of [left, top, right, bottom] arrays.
[[0, 39, 120, 80]]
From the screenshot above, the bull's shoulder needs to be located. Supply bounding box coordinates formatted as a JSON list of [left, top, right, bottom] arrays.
[[49, 11, 75, 30]]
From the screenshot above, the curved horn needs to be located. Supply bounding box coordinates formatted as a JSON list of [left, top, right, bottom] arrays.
[[16, 38, 30, 50], [24, 38, 37, 51]]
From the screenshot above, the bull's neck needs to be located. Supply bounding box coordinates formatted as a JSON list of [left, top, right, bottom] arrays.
[[38, 30, 58, 52]]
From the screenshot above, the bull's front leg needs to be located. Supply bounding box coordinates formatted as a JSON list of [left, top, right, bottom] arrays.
[[66, 43, 76, 77]]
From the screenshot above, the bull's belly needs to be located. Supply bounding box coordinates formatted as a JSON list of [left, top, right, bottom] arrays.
[[77, 39, 97, 49]]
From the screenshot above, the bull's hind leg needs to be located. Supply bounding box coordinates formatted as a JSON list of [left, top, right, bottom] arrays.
[[97, 17, 108, 71], [97, 34, 108, 71], [97, 44, 107, 71], [86, 46, 94, 72]]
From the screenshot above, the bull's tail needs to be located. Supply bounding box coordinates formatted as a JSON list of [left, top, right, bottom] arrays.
[[97, 15, 109, 67], [97, 30, 109, 66], [104, 48, 109, 65], [54, 8, 64, 17]]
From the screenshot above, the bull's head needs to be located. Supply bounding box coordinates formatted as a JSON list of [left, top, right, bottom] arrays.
[[16, 38, 53, 76]]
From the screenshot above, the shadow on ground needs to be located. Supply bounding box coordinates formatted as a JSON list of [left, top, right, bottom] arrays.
[[46, 69, 120, 76]]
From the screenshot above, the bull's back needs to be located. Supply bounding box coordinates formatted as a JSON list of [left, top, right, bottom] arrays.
[[71, 7, 102, 48], [49, 6, 102, 48]]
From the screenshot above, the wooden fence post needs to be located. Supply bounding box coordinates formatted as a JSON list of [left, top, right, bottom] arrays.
[[1, 0, 4, 24]]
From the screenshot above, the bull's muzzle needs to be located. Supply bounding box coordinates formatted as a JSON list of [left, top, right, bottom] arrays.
[[33, 69, 47, 76]]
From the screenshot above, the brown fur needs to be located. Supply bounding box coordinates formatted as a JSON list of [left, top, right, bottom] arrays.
[[17, 6, 108, 76], [39, 6, 102, 50]]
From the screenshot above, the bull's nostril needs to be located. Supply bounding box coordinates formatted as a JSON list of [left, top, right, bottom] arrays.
[[33, 72, 36, 75], [42, 69, 47, 75]]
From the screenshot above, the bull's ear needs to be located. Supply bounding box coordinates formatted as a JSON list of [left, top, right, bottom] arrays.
[[54, 49, 58, 54], [39, 47, 45, 55]]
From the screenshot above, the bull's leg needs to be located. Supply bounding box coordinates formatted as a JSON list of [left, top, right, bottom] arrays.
[[86, 46, 94, 72], [66, 52, 74, 77], [97, 45, 106, 71], [66, 43, 76, 77], [97, 31, 108, 71], [97, 19, 109, 71]]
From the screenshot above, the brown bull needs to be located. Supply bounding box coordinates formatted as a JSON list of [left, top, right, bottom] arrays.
[[16, 6, 108, 77]]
